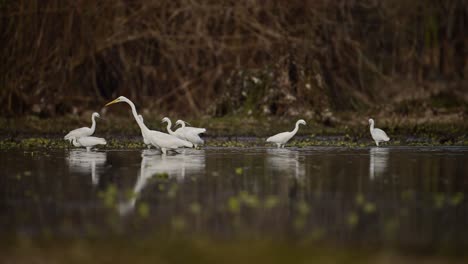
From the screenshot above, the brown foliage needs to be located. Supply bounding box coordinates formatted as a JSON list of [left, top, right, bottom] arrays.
[[0, 0, 466, 117]]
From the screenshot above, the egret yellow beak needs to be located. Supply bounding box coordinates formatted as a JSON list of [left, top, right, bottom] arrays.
[[105, 99, 120, 107]]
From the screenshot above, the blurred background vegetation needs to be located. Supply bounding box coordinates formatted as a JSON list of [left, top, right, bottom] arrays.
[[0, 0, 466, 125]]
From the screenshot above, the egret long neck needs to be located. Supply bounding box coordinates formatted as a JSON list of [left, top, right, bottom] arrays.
[[126, 100, 150, 134], [370, 122, 374, 132], [90, 115, 96, 133], [166, 120, 174, 134], [291, 121, 300, 135]]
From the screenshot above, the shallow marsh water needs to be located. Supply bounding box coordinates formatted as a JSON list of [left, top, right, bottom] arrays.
[[1, 146, 468, 258]]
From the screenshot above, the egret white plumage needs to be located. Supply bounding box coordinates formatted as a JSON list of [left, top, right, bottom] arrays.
[[175, 119, 206, 148], [138, 115, 153, 149], [161, 117, 185, 139], [105, 96, 193, 154], [369, 118, 390, 146], [266, 119, 306, 148], [71, 136, 106, 152], [176, 120, 206, 135], [64, 112, 100, 142]]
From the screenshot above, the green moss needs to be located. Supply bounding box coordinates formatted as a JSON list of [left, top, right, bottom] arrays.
[[0, 137, 149, 150], [0, 134, 466, 150], [0, 112, 466, 149]]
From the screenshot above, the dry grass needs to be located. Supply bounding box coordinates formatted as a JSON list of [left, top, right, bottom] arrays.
[[0, 0, 466, 118]]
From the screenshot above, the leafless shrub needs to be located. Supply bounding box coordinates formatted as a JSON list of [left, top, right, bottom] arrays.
[[0, 0, 466, 117]]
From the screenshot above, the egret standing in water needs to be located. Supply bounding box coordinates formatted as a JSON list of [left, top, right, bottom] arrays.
[[138, 115, 153, 149], [175, 120, 206, 148], [105, 96, 192, 154], [369, 118, 390, 146], [266, 119, 306, 148], [70, 136, 106, 152], [64, 112, 101, 142]]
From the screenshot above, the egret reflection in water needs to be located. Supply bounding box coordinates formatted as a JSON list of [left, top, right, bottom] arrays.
[[266, 149, 305, 178], [67, 149, 107, 185], [369, 147, 390, 180], [2, 147, 468, 249], [118, 149, 205, 216]]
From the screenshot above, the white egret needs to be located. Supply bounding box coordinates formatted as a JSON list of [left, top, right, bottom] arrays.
[[71, 136, 106, 152], [138, 115, 153, 149], [369, 118, 390, 146], [105, 96, 193, 154], [161, 117, 186, 139], [174, 119, 206, 148], [64, 112, 101, 142], [266, 119, 306, 148]]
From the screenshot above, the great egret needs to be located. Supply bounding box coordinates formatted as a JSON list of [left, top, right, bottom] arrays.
[[105, 96, 193, 154], [266, 119, 306, 148], [64, 112, 101, 142], [175, 120, 206, 134], [138, 115, 153, 149], [369, 118, 390, 146], [71, 136, 106, 152], [175, 120, 206, 148], [161, 117, 186, 139]]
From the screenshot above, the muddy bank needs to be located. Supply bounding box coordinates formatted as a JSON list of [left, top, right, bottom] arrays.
[[0, 134, 466, 150], [1, 113, 466, 149]]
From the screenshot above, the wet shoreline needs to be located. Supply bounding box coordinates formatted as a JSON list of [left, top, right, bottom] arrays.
[[0, 134, 466, 150]]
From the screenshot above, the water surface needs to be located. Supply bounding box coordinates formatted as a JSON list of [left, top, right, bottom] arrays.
[[1, 146, 467, 251]]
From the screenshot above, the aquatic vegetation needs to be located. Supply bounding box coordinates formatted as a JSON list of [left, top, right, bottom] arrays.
[[296, 201, 310, 216], [363, 202, 376, 214], [1, 143, 468, 262], [433, 193, 445, 209], [355, 193, 365, 206], [450, 193, 464, 206], [167, 184, 178, 199], [155, 173, 169, 181], [235, 167, 243, 175], [309, 228, 326, 241], [137, 203, 150, 219], [238, 191, 260, 208], [264, 196, 279, 209], [347, 212, 359, 227], [99, 185, 118, 209], [171, 216, 187, 231], [227, 197, 241, 214], [189, 202, 202, 215], [383, 219, 400, 241], [401, 190, 415, 201], [293, 217, 307, 230], [0, 126, 466, 150]]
